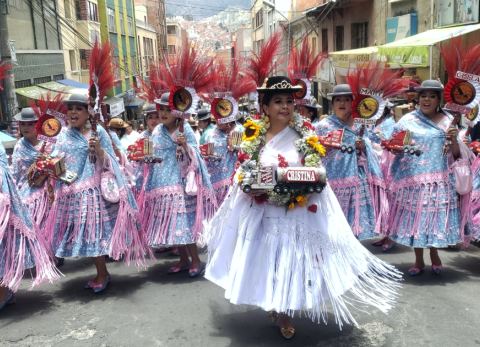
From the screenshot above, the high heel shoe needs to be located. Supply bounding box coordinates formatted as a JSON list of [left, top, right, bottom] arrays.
[[407, 266, 425, 277], [84, 275, 111, 294], [279, 326, 296, 340]]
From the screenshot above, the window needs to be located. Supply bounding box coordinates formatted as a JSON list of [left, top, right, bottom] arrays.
[[335, 26, 344, 51], [107, 8, 116, 33], [69, 50, 77, 71], [167, 25, 176, 35], [255, 10, 263, 28], [127, 17, 134, 36], [79, 49, 89, 70], [88, 1, 98, 22], [34, 76, 52, 84], [15, 79, 32, 88], [321, 29, 328, 53], [351, 22, 368, 49], [168, 45, 176, 54], [75, 0, 81, 20]]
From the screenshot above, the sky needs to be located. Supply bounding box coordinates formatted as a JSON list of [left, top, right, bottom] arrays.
[[165, 0, 251, 19]]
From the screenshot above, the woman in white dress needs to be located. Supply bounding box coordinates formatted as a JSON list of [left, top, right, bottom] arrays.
[[203, 76, 402, 339]]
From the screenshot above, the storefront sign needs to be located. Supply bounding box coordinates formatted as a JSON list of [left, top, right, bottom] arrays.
[[436, 0, 479, 27], [386, 13, 418, 43]]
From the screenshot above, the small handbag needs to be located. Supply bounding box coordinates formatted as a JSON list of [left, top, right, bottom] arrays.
[[101, 171, 120, 203], [452, 159, 473, 195], [185, 169, 198, 196]]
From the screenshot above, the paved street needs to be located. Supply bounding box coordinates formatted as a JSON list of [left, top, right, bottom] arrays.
[[1, 242, 480, 347]]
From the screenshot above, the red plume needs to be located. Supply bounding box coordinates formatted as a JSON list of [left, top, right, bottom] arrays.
[[0, 62, 11, 91], [441, 37, 480, 106], [30, 93, 67, 135], [89, 40, 115, 105], [211, 53, 256, 100], [136, 63, 169, 103], [160, 37, 215, 94], [247, 32, 282, 86], [288, 36, 326, 81], [347, 62, 406, 118]]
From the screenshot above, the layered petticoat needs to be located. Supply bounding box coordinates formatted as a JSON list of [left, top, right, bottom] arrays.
[[203, 185, 402, 329], [1, 168, 60, 292], [469, 157, 480, 239]]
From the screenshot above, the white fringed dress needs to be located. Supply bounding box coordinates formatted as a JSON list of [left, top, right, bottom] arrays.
[[203, 126, 402, 328]]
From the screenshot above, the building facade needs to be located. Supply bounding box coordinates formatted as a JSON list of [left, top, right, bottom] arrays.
[[166, 19, 187, 62], [135, 0, 167, 61], [135, 4, 158, 78]]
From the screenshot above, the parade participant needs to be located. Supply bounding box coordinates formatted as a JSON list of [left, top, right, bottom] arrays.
[[43, 41, 148, 293], [0, 140, 60, 309], [297, 97, 322, 124], [203, 76, 402, 339], [201, 58, 256, 205], [108, 117, 128, 151], [188, 116, 200, 143], [197, 108, 214, 145], [315, 84, 389, 241], [11, 107, 50, 227], [139, 40, 217, 277], [121, 120, 141, 149], [386, 80, 469, 275]]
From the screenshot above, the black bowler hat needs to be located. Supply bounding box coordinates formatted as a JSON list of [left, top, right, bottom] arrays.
[[327, 84, 353, 98], [415, 80, 444, 93], [13, 107, 38, 122], [257, 76, 303, 93]]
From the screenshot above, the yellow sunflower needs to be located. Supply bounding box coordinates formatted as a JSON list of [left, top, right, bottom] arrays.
[[242, 119, 262, 142], [295, 195, 308, 207], [306, 136, 327, 156]]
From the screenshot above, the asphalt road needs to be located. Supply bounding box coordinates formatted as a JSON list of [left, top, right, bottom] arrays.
[[1, 242, 480, 347]]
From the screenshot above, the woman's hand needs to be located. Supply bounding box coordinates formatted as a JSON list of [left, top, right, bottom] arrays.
[[89, 136, 105, 160], [176, 133, 187, 147]]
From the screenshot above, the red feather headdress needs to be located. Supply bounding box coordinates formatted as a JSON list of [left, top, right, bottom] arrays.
[[288, 36, 326, 103], [30, 93, 67, 141], [441, 37, 480, 121], [246, 31, 282, 87], [209, 53, 256, 124], [158, 37, 215, 117], [89, 40, 115, 114], [136, 63, 169, 104], [347, 62, 406, 123]]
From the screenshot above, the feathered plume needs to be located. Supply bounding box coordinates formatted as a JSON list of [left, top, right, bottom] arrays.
[[30, 93, 67, 136], [288, 36, 326, 81], [136, 63, 169, 103], [246, 31, 282, 86], [0, 62, 11, 91], [160, 37, 215, 93], [89, 40, 115, 110], [441, 37, 480, 111], [212, 56, 256, 99], [347, 62, 406, 119]]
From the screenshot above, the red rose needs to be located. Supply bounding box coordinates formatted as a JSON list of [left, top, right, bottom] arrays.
[[238, 152, 250, 163], [303, 121, 315, 131], [278, 154, 289, 168], [307, 204, 317, 213]]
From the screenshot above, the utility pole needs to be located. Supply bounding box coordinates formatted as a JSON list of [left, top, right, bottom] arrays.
[[0, 0, 17, 123]]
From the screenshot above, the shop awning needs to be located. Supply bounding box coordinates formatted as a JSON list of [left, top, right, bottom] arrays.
[[57, 79, 89, 89], [329, 46, 378, 69], [378, 23, 480, 67]]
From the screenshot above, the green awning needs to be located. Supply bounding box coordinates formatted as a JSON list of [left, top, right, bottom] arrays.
[[378, 23, 480, 67], [15, 86, 64, 108], [37, 81, 76, 94]]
